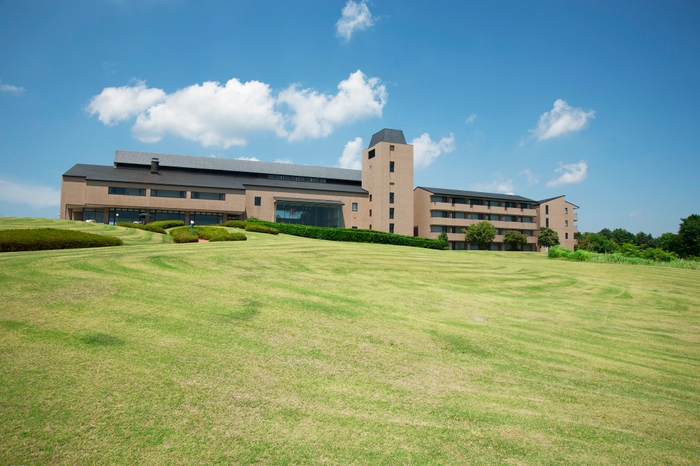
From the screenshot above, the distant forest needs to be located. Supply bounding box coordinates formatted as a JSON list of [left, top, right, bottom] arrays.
[[575, 214, 699, 260]]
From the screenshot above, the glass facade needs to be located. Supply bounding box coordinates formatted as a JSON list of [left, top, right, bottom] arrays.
[[109, 208, 146, 224], [191, 212, 223, 224], [275, 202, 342, 228], [151, 210, 185, 221], [83, 208, 105, 223]]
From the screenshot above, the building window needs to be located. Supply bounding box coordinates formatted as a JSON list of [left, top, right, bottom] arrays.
[[520, 203, 531, 209], [565, 207, 568, 214], [369, 194, 372, 202], [254, 196, 261, 206], [452, 198, 466, 205], [431, 211, 448, 218], [488, 214, 499, 221], [275, 202, 342, 228], [431, 196, 448, 203], [504, 201, 517, 208], [352, 202, 358, 212], [389, 223, 394, 233], [545, 205, 549, 215], [453, 212, 465, 219], [191, 212, 223, 224], [390, 145, 395, 151], [151, 189, 186, 198], [468, 213, 483, 220], [453, 241, 466, 250], [192, 191, 225, 200], [470, 199, 483, 206], [352, 226, 357, 229], [565, 220, 569, 227], [108, 187, 145, 196], [151, 210, 185, 222], [389, 208, 394, 219], [369, 224, 372, 230], [546, 218, 549, 228], [368, 149, 375, 159], [83, 208, 105, 224], [488, 201, 500, 207], [389, 192, 394, 204], [565, 232, 569, 239], [521, 217, 532, 223], [389, 161, 395, 173], [369, 209, 372, 217], [431, 225, 448, 233]]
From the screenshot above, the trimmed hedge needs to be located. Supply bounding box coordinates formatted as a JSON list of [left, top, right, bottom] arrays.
[[117, 222, 166, 234], [170, 226, 246, 243], [246, 218, 446, 250], [244, 223, 279, 235], [225, 220, 248, 229], [0, 228, 123, 252], [148, 220, 185, 229]]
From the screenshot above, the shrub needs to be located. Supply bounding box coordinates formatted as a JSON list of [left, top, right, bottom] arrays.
[[640, 248, 678, 262], [147, 220, 184, 230], [0, 228, 123, 252], [549, 244, 699, 269], [244, 223, 279, 235], [116, 222, 166, 234], [226, 220, 248, 229], [247, 220, 446, 250], [170, 226, 246, 242]]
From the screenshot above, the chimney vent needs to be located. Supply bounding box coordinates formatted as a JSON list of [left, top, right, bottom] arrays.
[[150, 158, 159, 174]]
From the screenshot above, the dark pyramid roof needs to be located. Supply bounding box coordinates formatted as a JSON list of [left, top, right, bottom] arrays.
[[368, 128, 407, 148]]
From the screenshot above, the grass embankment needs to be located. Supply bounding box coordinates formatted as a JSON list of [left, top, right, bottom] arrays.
[[0, 217, 699, 464]]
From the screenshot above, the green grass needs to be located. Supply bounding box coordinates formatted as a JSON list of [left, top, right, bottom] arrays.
[[1, 217, 699, 464]]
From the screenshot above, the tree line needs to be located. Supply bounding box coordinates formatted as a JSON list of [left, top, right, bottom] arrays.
[[575, 214, 699, 259]]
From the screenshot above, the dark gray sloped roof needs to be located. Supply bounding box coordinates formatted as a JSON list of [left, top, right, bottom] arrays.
[[537, 195, 579, 208], [63, 164, 367, 194], [368, 129, 407, 148], [114, 150, 362, 182], [416, 186, 536, 203]]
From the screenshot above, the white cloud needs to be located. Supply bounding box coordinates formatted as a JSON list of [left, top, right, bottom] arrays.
[[87, 71, 385, 147], [530, 99, 595, 140], [0, 79, 25, 95], [629, 210, 643, 219], [235, 156, 260, 161], [133, 79, 284, 148], [86, 80, 166, 125], [411, 133, 456, 170], [337, 137, 363, 169], [336, 0, 374, 42], [278, 70, 386, 141], [519, 169, 539, 186], [274, 158, 293, 164], [546, 161, 587, 187], [470, 175, 515, 195], [465, 114, 477, 124], [0, 179, 60, 208]]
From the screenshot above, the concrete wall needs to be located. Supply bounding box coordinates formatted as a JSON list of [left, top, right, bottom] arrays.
[[536, 196, 579, 250]]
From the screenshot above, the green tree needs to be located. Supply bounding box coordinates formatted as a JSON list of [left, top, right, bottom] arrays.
[[463, 221, 497, 250], [610, 228, 635, 246], [575, 232, 618, 253], [537, 227, 560, 249], [678, 214, 700, 258], [598, 228, 613, 239], [437, 231, 448, 249], [503, 230, 528, 251], [657, 232, 682, 254], [634, 231, 656, 249]]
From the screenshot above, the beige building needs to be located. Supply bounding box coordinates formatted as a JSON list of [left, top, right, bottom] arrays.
[[60, 128, 578, 250]]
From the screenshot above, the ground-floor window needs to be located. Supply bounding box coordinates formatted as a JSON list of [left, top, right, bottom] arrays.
[[109, 208, 146, 224], [83, 208, 105, 224], [275, 202, 342, 228], [191, 212, 223, 225], [490, 244, 501, 251], [452, 241, 465, 250], [151, 210, 185, 222], [468, 243, 480, 250]]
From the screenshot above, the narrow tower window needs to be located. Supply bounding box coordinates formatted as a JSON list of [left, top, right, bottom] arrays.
[[390, 161, 395, 173]]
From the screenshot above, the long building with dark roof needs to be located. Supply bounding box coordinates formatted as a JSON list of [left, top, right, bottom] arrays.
[[60, 128, 579, 250]]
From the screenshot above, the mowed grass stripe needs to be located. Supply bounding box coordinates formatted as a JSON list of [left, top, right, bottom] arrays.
[[0, 217, 699, 464]]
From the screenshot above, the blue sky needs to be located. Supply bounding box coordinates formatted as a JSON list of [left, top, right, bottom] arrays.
[[1, 0, 698, 236]]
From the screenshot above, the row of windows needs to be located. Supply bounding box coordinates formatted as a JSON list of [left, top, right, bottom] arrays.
[[430, 211, 533, 222], [430, 225, 534, 235], [451, 242, 535, 251], [431, 196, 532, 209], [544, 205, 571, 215], [268, 174, 326, 183], [108, 187, 226, 200]]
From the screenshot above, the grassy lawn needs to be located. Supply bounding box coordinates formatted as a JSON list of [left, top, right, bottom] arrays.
[[0, 217, 698, 464]]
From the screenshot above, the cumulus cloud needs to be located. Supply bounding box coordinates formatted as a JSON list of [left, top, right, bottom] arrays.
[[629, 210, 643, 219], [0, 79, 25, 95], [411, 133, 456, 170], [86, 80, 166, 125], [546, 161, 587, 187], [470, 176, 515, 195], [279, 70, 386, 141], [87, 71, 385, 147], [337, 137, 363, 169], [274, 158, 293, 164], [465, 114, 477, 124], [0, 179, 60, 208], [336, 0, 374, 42], [530, 99, 595, 140], [235, 156, 260, 162]]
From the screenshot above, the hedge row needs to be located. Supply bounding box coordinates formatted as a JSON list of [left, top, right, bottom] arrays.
[[225, 220, 279, 235], [148, 220, 185, 229], [548, 245, 700, 269], [246, 218, 447, 250], [169, 226, 246, 243], [0, 228, 123, 252], [117, 222, 166, 234]]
